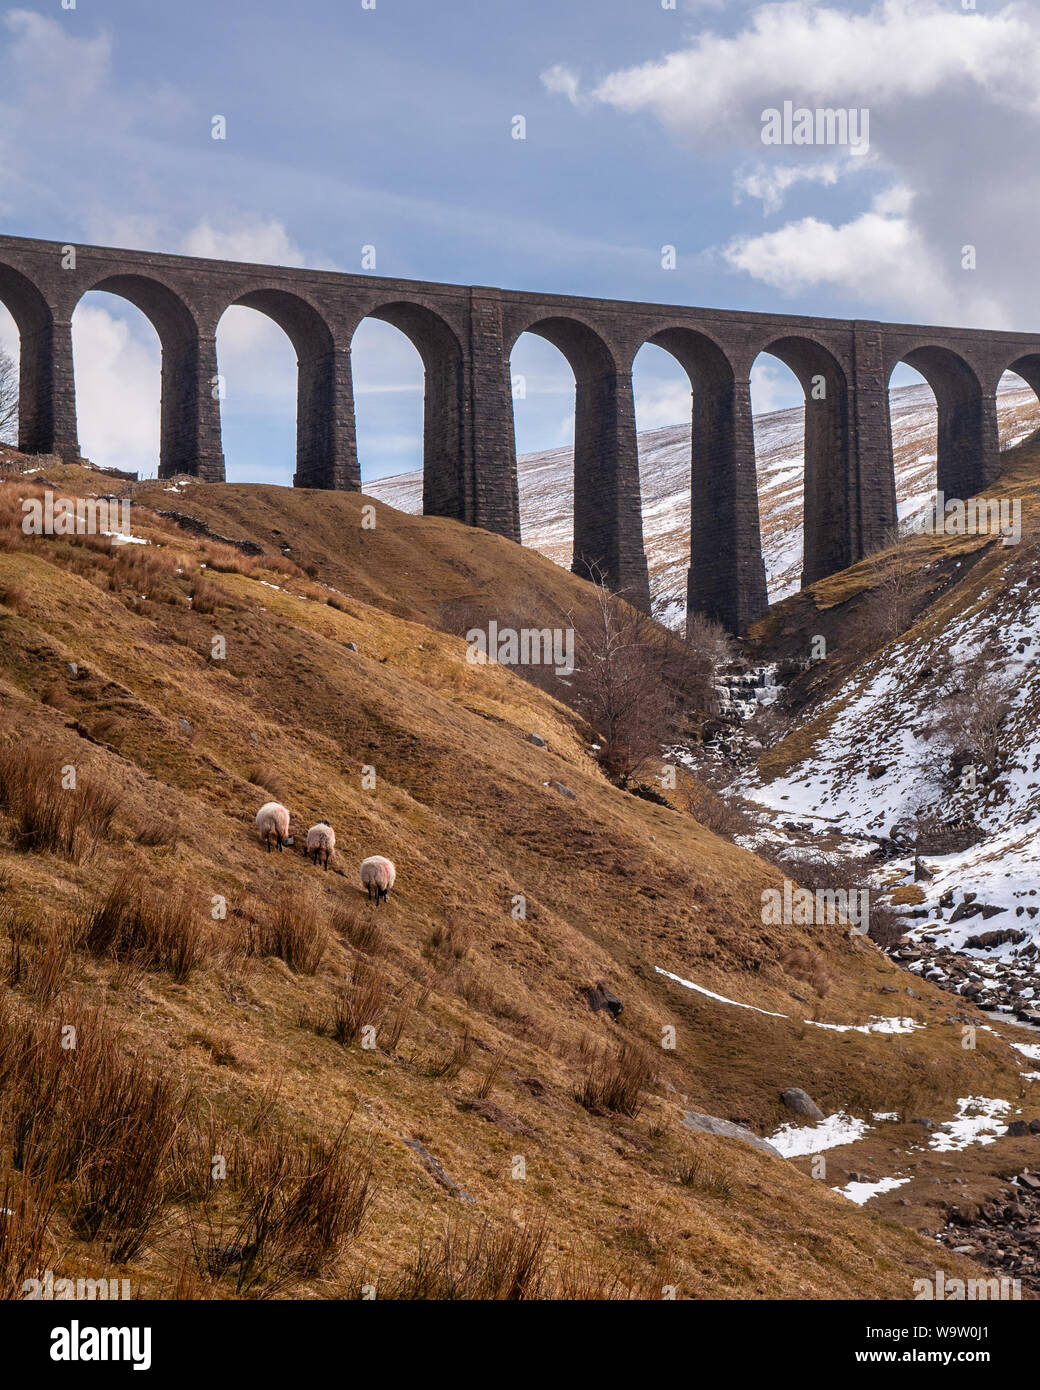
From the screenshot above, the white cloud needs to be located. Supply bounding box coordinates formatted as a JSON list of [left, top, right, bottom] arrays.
[[541, 64, 581, 106], [182, 220, 308, 268], [546, 0, 1040, 328], [735, 159, 848, 215], [721, 189, 1003, 323]]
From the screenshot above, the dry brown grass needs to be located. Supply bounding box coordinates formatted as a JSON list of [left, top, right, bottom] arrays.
[[576, 1042, 654, 1117], [0, 743, 119, 861], [77, 872, 208, 982], [244, 890, 329, 974]]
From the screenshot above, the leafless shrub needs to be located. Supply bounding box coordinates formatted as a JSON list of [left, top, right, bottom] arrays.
[[0, 994, 188, 1261], [188, 1125, 372, 1296], [845, 544, 923, 653], [569, 579, 682, 782], [684, 782, 754, 840], [0, 1162, 59, 1299], [677, 1154, 735, 1199], [332, 904, 386, 958], [320, 962, 391, 1047], [935, 650, 1015, 783]]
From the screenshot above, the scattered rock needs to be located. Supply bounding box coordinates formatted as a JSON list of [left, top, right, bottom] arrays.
[[344, 642, 358, 652], [780, 1088, 824, 1121], [456, 1097, 536, 1138], [1007, 1121, 1030, 1138], [526, 732, 546, 747], [177, 717, 192, 735], [585, 982, 623, 1021], [682, 1111, 782, 1159], [550, 780, 575, 799], [401, 1138, 475, 1202]]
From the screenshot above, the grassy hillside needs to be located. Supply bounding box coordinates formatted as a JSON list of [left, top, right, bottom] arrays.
[[0, 459, 1034, 1300]]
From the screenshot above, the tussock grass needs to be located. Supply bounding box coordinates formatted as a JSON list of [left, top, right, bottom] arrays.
[[0, 993, 189, 1262], [77, 872, 207, 982], [576, 1042, 653, 1117], [187, 1125, 373, 1296], [245, 890, 329, 974], [0, 744, 118, 861]]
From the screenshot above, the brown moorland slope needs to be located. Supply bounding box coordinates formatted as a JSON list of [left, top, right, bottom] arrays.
[[0, 459, 1034, 1299]]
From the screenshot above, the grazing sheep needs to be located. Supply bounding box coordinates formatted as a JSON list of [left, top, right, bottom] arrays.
[[306, 820, 335, 871], [255, 801, 290, 853], [360, 855, 395, 905]]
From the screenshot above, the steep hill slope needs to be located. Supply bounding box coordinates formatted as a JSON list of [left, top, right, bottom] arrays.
[[0, 460, 1036, 1299]]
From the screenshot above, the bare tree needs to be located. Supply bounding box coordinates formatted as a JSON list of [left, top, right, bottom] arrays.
[[937, 650, 1015, 783], [568, 578, 680, 782], [0, 345, 16, 445]]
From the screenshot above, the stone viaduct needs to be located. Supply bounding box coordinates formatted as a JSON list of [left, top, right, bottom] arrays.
[[2, 232, 1038, 632]]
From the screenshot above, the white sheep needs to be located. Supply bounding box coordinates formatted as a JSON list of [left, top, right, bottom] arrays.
[[255, 801, 290, 853], [306, 820, 335, 871], [360, 855, 396, 905]]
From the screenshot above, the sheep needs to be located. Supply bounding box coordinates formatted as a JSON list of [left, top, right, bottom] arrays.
[[306, 820, 335, 871], [255, 801, 290, 853], [360, 855, 395, 905]]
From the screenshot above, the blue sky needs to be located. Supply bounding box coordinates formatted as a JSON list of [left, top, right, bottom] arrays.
[[2, 0, 1039, 481]]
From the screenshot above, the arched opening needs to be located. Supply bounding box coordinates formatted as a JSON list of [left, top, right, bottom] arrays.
[[354, 302, 464, 520], [351, 317, 424, 492], [225, 288, 337, 490], [887, 362, 938, 533], [631, 342, 694, 628], [215, 305, 297, 485], [749, 352, 806, 601], [997, 361, 1040, 452], [71, 289, 162, 476], [509, 330, 579, 571], [73, 275, 206, 479], [0, 263, 65, 456], [0, 301, 19, 446], [754, 338, 850, 590], [889, 346, 989, 503], [508, 316, 645, 601]]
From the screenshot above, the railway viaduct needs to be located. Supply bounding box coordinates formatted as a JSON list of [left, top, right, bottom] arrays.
[[2, 233, 1038, 631]]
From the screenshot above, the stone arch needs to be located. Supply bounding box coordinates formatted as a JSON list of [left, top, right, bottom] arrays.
[[636, 325, 765, 632], [997, 354, 1040, 450], [75, 273, 221, 480], [0, 262, 66, 455], [508, 315, 648, 602], [888, 345, 993, 497], [224, 287, 340, 488], [756, 335, 851, 588], [354, 301, 466, 521]]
